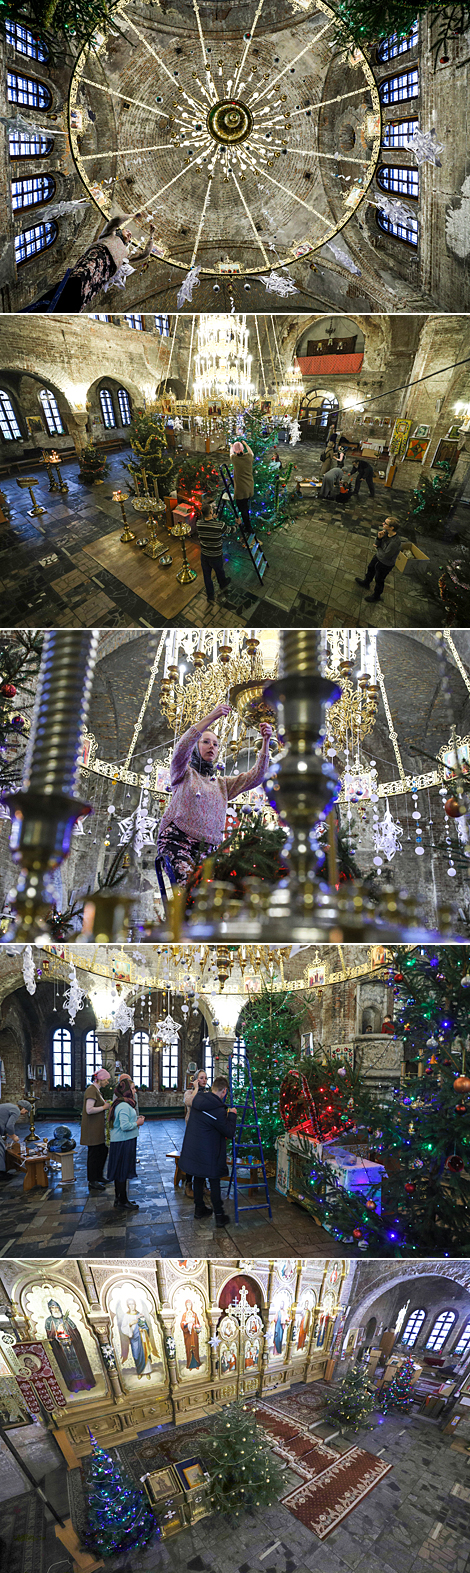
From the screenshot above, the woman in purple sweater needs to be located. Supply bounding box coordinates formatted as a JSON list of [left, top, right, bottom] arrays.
[[156, 702, 273, 883]]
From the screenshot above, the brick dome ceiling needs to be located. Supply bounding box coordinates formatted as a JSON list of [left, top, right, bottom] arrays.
[[69, 0, 380, 275]]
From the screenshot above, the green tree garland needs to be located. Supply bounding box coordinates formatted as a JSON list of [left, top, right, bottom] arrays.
[[185, 813, 289, 909], [125, 409, 175, 495], [331, 2, 470, 68], [201, 1402, 285, 1517]]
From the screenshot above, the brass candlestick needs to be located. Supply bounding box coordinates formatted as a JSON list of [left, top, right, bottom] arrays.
[[113, 490, 135, 542], [16, 476, 46, 518], [28, 1088, 37, 1142], [48, 451, 68, 493], [42, 453, 60, 493], [171, 519, 197, 584]]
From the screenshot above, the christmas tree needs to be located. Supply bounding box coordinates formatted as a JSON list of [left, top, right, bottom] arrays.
[[185, 812, 289, 908], [84, 1435, 156, 1558], [325, 1365, 375, 1433], [201, 1401, 285, 1517], [0, 632, 43, 796], [219, 406, 290, 538], [176, 452, 221, 501], [403, 465, 455, 539], [438, 544, 470, 625], [331, 2, 469, 64], [78, 444, 109, 484], [238, 982, 303, 1155], [126, 408, 175, 497], [381, 1356, 415, 1414], [1, 0, 124, 54]]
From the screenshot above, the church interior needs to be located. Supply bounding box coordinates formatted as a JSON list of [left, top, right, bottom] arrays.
[[1, 626, 470, 944], [1, 1, 470, 314], [0, 1254, 469, 1573], [0, 313, 469, 629], [0, 939, 469, 1260]]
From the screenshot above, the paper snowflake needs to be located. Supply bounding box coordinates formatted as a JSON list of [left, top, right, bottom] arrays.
[[176, 264, 201, 308], [259, 270, 298, 296], [63, 963, 86, 1024], [22, 945, 36, 996], [405, 126, 444, 167], [370, 193, 416, 227], [114, 996, 135, 1034], [374, 801, 404, 862], [323, 241, 361, 276], [103, 259, 135, 293]]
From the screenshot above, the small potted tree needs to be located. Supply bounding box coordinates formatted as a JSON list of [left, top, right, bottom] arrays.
[[79, 444, 109, 485]]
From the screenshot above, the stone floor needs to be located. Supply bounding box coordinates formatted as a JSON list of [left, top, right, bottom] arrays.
[[0, 1115, 341, 1260], [0, 442, 457, 631], [2, 1391, 469, 1573]]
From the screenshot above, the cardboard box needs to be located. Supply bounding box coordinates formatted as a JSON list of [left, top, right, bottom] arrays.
[[395, 542, 429, 574]]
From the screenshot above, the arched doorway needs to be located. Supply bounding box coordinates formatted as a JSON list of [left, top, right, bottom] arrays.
[[299, 392, 339, 441]]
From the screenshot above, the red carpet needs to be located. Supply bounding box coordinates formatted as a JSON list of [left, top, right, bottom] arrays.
[[253, 1398, 392, 1539]]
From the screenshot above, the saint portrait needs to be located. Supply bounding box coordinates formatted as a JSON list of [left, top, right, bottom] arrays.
[[269, 1291, 291, 1357], [295, 1290, 316, 1352], [107, 1281, 163, 1386], [180, 1299, 202, 1370], [44, 1300, 96, 1393], [172, 1285, 208, 1380], [22, 1283, 104, 1402]]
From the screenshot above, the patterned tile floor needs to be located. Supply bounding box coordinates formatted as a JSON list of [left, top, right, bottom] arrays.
[[0, 1115, 340, 1259], [0, 444, 453, 631]]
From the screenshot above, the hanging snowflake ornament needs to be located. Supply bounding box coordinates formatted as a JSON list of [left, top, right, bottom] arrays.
[[155, 1012, 181, 1045], [323, 241, 361, 275], [22, 945, 36, 996], [102, 259, 135, 293], [258, 270, 298, 297], [373, 801, 403, 868], [114, 995, 135, 1034], [176, 265, 201, 308], [405, 126, 444, 167], [63, 963, 86, 1025], [369, 193, 416, 227]]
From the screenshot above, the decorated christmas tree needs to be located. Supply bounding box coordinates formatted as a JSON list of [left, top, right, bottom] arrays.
[[185, 811, 289, 908], [84, 1435, 156, 1558], [0, 632, 43, 796], [325, 1365, 375, 1433], [381, 1356, 415, 1414], [201, 1401, 285, 1517], [219, 406, 290, 537], [238, 982, 304, 1155], [126, 407, 175, 496], [403, 464, 455, 539], [438, 544, 470, 625], [176, 452, 221, 501], [78, 443, 109, 484]]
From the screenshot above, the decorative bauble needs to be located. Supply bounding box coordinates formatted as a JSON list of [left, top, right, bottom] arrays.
[[454, 1075, 470, 1093], [455, 1103, 467, 1113], [404, 1182, 415, 1194], [1, 682, 16, 697], [412, 1158, 423, 1168], [337, 1067, 347, 1076], [445, 1153, 464, 1172], [365, 1200, 376, 1211], [461, 973, 470, 989], [444, 796, 461, 817], [426, 1036, 438, 1049], [11, 714, 26, 730], [352, 1228, 362, 1240], [394, 972, 404, 983]]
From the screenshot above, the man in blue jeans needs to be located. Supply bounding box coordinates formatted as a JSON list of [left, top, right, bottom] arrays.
[[195, 499, 231, 602]]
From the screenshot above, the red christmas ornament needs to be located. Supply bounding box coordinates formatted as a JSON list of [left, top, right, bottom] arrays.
[[394, 972, 404, 983], [455, 1103, 467, 1114], [445, 796, 461, 818], [404, 1182, 415, 1194], [454, 1075, 470, 1093], [352, 1228, 362, 1240], [445, 1153, 464, 1172], [11, 714, 26, 730], [1, 682, 16, 698]]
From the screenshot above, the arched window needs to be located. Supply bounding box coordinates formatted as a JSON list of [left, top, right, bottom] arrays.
[[99, 388, 115, 428], [7, 71, 52, 109], [155, 314, 170, 336], [39, 388, 63, 435], [377, 22, 418, 61], [117, 387, 132, 426], [6, 20, 49, 59], [132, 1030, 150, 1087], [319, 395, 339, 431], [401, 1308, 426, 1347], [160, 1037, 180, 1090], [15, 219, 57, 264], [377, 166, 419, 199], [382, 117, 418, 149], [0, 390, 21, 441], [11, 174, 55, 211], [85, 1029, 102, 1083], [379, 70, 419, 104], [9, 131, 53, 157], [124, 313, 143, 330], [377, 210, 418, 247], [426, 1310, 457, 1352], [454, 1321, 470, 1358], [52, 1026, 73, 1088]]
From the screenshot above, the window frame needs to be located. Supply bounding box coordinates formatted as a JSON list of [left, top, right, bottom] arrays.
[[401, 1308, 426, 1347], [160, 1037, 180, 1091], [39, 387, 63, 435], [84, 1029, 102, 1084], [425, 1310, 458, 1353], [7, 70, 52, 110], [376, 209, 418, 248], [124, 313, 143, 330], [379, 69, 419, 105], [117, 387, 132, 426], [381, 116, 419, 150], [51, 1025, 73, 1089], [377, 22, 418, 62], [154, 314, 170, 336], [0, 389, 22, 441], [453, 1320, 470, 1358], [15, 219, 57, 265], [6, 20, 49, 60], [9, 130, 54, 158], [132, 1029, 151, 1089], [10, 173, 56, 212], [99, 387, 116, 429], [376, 165, 419, 199]]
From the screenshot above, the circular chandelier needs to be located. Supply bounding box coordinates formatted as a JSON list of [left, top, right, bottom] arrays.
[[193, 315, 255, 404]]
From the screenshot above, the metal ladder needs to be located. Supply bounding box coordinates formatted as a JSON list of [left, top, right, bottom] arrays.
[[227, 1054, 273, 1222], [217, 463, 269, 584]]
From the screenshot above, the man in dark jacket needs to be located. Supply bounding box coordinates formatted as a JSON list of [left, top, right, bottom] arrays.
[[355, 516, 403, 603], [179, 1076, 237, 1227], [351, 458, 375, 497]]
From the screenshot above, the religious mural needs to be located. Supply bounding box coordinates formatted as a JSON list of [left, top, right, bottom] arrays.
[[172, 1285, 208, 1379], [21, 1282, 106, 1401], [107, 1281, 164, 1389], [268, 1290, 293, 1357], [294, 1289, 316, 1353]]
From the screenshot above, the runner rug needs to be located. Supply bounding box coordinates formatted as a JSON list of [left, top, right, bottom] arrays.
[[280, 1445, 392, 1539]]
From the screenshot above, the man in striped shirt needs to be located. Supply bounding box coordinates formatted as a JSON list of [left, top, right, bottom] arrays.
[[196, 499, 232, 602]]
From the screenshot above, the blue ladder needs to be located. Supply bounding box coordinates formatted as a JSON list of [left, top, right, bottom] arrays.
[[227, 1055, 272, 1222]]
